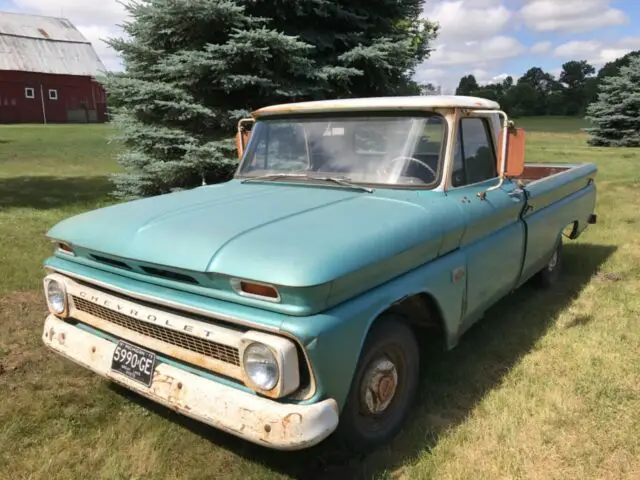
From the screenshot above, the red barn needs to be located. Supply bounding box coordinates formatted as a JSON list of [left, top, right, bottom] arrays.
[[0, 11, 108, 124]]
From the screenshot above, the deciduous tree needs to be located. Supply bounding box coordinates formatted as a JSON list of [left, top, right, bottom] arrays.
[[455, 74, 479, 96], [559, 60, 596, 116]]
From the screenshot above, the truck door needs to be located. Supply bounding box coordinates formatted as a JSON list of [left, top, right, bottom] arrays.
[[451, 115, 527, 324]]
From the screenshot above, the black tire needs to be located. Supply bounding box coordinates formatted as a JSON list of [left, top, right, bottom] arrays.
[[334, 316, 419, 452], [535, 238, 563, 288]]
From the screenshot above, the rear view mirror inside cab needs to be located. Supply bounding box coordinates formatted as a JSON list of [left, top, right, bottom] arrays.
[[497, 126, 526, 178]]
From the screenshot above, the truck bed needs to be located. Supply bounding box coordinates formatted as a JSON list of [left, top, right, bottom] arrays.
[[514, 162, 597, 209], [516, 163, 577, 185], [512, 161, 598, 283]]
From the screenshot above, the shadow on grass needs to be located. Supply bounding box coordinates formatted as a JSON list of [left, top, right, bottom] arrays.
[[0, 176, 113, 209], [111, 242, 616, 480]]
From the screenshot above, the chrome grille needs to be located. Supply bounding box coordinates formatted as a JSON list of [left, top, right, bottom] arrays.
[[71, 296, 240, 366]]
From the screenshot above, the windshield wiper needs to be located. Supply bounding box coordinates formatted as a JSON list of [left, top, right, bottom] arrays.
[[241, 173, 374, 193], [316, 176, 374, 193], [241, 173, 309, 182]]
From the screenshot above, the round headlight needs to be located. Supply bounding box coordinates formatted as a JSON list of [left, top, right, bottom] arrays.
[[46, 280, 67, 315], [243, 342, 279, 391]]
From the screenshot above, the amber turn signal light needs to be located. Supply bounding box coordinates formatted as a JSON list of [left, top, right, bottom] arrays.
[[239, 281, 279, 299], [56, 242, 75, 255]]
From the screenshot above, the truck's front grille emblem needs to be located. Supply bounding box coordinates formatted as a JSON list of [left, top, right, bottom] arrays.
[[71, 296, 240, 366]]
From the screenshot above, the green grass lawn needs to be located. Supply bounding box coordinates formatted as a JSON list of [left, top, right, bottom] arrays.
[[514, 116, 593, 133], [1, 119, 639, 479]]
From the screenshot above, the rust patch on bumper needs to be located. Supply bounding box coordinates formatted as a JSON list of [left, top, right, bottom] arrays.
[[41, 315, 339, 451]]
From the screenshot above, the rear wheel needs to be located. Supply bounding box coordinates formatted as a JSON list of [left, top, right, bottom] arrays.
[[335, 316, 419, 452], [535, 238, 563, 288]]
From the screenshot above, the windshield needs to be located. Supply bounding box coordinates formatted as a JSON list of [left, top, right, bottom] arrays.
[[235, 114, 447, 188]]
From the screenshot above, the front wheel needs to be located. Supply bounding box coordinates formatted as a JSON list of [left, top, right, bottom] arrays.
[[335, 316, 419, 452]]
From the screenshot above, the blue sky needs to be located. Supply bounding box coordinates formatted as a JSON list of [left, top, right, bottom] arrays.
[[2, 1, 639, 92], [416, 0, 640, 90]]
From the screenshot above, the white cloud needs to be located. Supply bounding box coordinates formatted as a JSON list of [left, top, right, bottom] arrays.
[[13, 0, 126, 26], [617, 36, 640, 49], [13, 0, 126, 71], [549, 67, 563, 78], [483, 72, 511, 84], [471, 69, 511, 85], [520, 0, 628, 33], [429, 35, 526, 67], [417, 1, 526, 91], [530, 41, 552, 54], [553, 40, 602, 58], [597, 48, 631, 64], [414, 68, 448, 84], [554, 37, 640, 65], [424, 0, 513, 41], [76, 25, 123, 72]]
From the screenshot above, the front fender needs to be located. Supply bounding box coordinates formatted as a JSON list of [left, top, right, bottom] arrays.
[[280, 248, 467, 411]]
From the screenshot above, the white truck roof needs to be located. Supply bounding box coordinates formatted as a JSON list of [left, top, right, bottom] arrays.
[[252, 95, 501, 118]]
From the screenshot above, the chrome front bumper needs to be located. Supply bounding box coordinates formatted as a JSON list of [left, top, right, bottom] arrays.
[[42, 314, 339, 450]]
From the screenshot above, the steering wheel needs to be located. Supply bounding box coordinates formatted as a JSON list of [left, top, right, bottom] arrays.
[[377, 156, 437, 182]]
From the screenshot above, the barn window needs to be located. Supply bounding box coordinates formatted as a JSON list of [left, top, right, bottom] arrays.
[[48, 89, 58, 100], [25, 88, 35, 99]]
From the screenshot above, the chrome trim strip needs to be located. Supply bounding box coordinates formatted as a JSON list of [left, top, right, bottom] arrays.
[[51, 266, 279, 331]]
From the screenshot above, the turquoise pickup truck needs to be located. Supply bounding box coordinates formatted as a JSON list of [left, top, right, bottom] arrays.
[[41, 95, 598, 452]]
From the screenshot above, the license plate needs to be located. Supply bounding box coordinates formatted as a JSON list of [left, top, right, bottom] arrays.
[[110, 341, 157, 387]]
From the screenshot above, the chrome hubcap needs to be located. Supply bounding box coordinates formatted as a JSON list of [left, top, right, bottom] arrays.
[[360, 357, 399, 414], [548, 250, 558, 271]]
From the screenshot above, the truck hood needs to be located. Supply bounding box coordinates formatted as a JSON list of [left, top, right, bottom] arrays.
[[48, 181, 446, 287]]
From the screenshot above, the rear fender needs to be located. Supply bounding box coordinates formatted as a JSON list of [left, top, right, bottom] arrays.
[[519, 181, 596, 285]]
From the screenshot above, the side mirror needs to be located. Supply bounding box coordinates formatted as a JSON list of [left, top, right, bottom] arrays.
[[236, 118, 254, 159], [497, 126, 526, 177]]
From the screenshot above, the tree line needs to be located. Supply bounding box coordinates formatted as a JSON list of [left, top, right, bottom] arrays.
[[453, 51, 640, 117]]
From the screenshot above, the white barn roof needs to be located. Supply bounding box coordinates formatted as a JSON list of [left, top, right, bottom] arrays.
[[253, 95, 501, 118], [0, 11, 107, 76]]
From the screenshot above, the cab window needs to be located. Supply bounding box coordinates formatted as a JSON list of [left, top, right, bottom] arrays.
[[452, 117, 497, 187]]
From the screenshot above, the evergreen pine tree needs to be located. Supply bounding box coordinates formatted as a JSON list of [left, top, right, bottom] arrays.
[[585, 56, 640, 147], [104, 0, 320, 199], [104, 0, 438, 199], [243, 0, 438, 97]]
